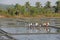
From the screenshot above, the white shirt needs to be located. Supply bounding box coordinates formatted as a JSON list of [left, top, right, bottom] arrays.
[[35, 23, 38, 26]]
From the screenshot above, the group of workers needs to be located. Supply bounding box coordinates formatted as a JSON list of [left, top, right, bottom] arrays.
[[28, 22, 50, 32]]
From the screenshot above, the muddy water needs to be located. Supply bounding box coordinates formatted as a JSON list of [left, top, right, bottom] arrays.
[[0, 18, 60, 40]]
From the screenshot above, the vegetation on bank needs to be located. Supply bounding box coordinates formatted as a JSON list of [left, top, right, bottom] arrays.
[[0, 1, 60, 18], [57, 29, 60, 33]]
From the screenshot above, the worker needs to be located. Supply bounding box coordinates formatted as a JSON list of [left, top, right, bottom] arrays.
[[43, 22, 50, 32], [45, 22, 50, 32], [36, 23, 38, 26]]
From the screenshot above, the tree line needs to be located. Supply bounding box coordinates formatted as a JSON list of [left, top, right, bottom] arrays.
[[0, 1, 60, 17]]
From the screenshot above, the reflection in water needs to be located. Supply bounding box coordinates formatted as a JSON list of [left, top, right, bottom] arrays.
[[0, 27, 58, 33], [0, 18, 60, 40], [0, 18, 60, 33]]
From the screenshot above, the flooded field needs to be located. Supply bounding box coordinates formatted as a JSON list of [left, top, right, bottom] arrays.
[[12, 34, 60, 40], [0, 18, 60, 40]]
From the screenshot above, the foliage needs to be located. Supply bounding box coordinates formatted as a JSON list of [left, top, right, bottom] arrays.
[[55, 1, 60, 13], [0, 1, 60, 17]]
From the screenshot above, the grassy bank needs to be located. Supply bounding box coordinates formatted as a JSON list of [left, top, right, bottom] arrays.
[[0, 13, 60, 18]]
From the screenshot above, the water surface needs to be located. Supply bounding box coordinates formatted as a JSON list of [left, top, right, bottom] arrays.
[[0, 18, 60, 40]]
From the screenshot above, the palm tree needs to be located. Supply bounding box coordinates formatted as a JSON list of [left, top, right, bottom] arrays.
[[14, 4, 21, 15], [44, 1, 52, 13], [25, 2, 30, 8], [35, 2, 42, 14], [35, 2, 41, 8], [15, 4, 21, 10], [7, 7, 16, 16], [55, 1, 60, 13], [45, 1, 51, 8], [25, 2, 31, 13]]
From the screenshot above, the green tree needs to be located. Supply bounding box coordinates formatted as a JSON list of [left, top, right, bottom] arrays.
[[44, 1, 53, 14], [25, 2, 30, 8], [15, 4, 21, 10], [14, 4, 21, 15], [30, 7, 37, 16], [35, 2, 41, 14], [24, 2, 31, 16], [45, 1, 51, 8], [0, 9, 8, 15], [35, 2, 41, 8], [25, 2, 30, 12], [20, 6, 25, 15], [7, 7, 16, 16], [55, 1, 60, 13]]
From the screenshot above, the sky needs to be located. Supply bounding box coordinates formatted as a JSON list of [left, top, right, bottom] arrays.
[[0, 0, 58, 6]]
